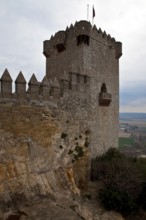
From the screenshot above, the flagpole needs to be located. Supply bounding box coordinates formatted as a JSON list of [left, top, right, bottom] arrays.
[[87, 4, 89, 21]]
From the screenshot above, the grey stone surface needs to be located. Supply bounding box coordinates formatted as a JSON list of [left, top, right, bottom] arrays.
[[0, 20, 122, 219]]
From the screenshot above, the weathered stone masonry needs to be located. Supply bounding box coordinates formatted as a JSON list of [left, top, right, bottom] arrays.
[[0, 20, 122, 206], [44, 20, 122, 156], [0, 20, 122, 157]]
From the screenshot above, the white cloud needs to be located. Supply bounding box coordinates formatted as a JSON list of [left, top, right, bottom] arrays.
[[120, 98, 146, 113], [0, 0, 146, 112]]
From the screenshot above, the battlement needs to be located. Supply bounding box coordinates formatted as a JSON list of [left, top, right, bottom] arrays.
[[0, 69, 90, 105], [0, 20, 122, 158], [43, 20, 122, 59]]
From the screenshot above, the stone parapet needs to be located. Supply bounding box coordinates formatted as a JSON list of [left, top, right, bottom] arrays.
[[43, 20, 122, 60], [0, 69, 91, 105]]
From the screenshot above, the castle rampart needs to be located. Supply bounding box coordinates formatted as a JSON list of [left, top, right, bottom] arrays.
[[43, 21, 122, 89], [0, 69, 91, 107], [0, 20, 122, 158]]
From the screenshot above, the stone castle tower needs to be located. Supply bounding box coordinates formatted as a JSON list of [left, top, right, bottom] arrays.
[[0, 21, 122, 211], [0, 20, 122, 158], [43, 20, 122, 156]]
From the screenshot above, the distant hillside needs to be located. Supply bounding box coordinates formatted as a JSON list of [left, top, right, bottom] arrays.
[[120, 113, 146, 121]]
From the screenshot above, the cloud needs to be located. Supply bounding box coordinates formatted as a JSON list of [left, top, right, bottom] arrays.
[[120, 83, 146, 113], [0, 0, 146, 112], [120, 99, 146, 113]]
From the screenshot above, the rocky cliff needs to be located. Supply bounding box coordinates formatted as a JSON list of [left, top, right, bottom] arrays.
[[0, 103, 124, 220]]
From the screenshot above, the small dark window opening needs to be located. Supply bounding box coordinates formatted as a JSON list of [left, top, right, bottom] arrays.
[[56, 43, 65, 53], [77, 35, 90, 46], [101, 83, 107, 93]]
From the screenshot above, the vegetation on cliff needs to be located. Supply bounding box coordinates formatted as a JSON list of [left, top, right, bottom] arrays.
[[91, 148, 146, 219]]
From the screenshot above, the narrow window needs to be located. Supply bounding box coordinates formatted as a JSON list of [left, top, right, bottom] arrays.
[[77, 35, 90, 46], [56, 43, 65, 53], [101, 83, 107, 93]]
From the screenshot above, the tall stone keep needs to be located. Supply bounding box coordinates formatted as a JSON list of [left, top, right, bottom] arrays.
[[43, 20, 122, 157]]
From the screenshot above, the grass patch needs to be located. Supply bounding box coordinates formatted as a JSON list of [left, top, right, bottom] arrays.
[[119, 137, 134, 148]]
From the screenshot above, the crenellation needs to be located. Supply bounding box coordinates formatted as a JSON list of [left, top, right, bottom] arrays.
[[28, 74, 40, 99], [50, 35, 54, 40], [0, 68, 92, 106], [1, 68, 12, 82], [107, 34, 111, 41], [111, 37, 116, 43], [97, 27, 102, 34], [67, 23, 74, 39], [54, 31, 66, 45], [70, 23, 73, 29], [15, 71, 26, 84], [65, 26, 69, 31], [102, 30, 107, 39], [40, 76, 50, 99], [1, 69, 12, 98], [43, 40, 52, 57], [93, 24, 98, 32], [43, 21, 119, 79], [115, 41, 122, 59], [15, 71, 26, 96]]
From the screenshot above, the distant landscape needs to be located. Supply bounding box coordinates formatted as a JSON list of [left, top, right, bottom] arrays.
[[119, 112, 146, 157], [120, 112, 146, 120]]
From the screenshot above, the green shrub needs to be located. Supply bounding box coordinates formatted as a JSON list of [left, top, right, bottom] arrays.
[[138, 182, 146, 210], [91, 148, 143, 216], [98, 147, 125, 161], [91, 148, 125, 181], [99, 187, 138, 215], [99, 160, 141, 198], [134, 158, 146, 181]]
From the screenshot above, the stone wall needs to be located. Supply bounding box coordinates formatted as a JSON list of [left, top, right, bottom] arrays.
[[0, 103, 91, 210], [0, 68, 92, 208], [0, 69, 90, 103], [44, 20, 122, 157]]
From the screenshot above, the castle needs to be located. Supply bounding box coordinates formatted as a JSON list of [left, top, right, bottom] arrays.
[[0, 20, 122, 157]]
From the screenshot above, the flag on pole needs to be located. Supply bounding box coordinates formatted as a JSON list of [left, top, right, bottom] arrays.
[[93, 6, 95, 18]]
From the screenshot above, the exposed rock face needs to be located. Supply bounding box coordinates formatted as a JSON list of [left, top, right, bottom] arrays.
[[0, 192, 125, 220], [0, 104, 91, 217], [0, 104, 125, 219]]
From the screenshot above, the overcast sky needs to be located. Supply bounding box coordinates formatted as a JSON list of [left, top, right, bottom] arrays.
[[0, 0, 146, 113]]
